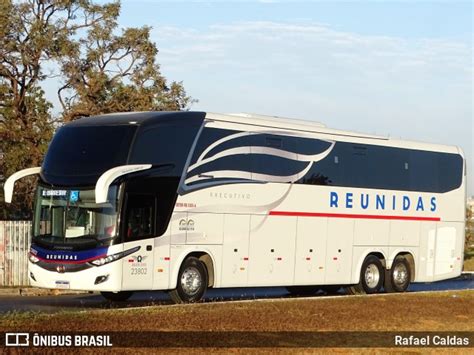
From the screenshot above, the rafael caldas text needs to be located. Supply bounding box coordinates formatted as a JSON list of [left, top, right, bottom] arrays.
[[394, 335, 469, 346]]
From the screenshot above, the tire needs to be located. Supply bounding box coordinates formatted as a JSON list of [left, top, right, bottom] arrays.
[[285, 286, 319, 296], [169, 257, 208, 304], [101, 291, 133, 302], [384, 256, 411, 293], [347, 255, 384, 295]]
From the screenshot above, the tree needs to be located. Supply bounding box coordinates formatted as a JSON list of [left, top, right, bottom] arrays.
[[466, 206, 474, 251], [0, 0, 122, 218], [0, 0, 193, 219], [57, 5, 193, 121]]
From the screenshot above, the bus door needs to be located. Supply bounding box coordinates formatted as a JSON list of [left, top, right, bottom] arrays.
[[121, 194, 155, 290]]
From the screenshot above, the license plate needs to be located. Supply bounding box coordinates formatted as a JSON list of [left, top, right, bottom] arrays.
[[55, 281, 70, 289]]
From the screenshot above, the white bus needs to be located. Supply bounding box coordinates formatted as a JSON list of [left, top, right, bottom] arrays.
[[4, 111, 466, 303]]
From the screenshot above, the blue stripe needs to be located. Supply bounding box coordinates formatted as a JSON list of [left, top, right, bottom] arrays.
[[30, 244, 108, 263]]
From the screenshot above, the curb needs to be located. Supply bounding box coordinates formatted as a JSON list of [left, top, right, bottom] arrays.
[[20, 288, 92, 297], [0, 287, 91, 297]]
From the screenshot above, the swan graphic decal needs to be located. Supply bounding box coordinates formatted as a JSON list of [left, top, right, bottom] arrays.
[[184, 129, 336, 189]]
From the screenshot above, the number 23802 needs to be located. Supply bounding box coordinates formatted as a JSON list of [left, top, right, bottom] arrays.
[[131, 267, 147, 275]]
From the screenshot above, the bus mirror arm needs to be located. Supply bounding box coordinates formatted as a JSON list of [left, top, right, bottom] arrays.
[[4, 167, 41, 203], [95, 164, 152, 204]]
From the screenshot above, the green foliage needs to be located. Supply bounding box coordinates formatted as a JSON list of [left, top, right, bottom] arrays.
[[466, 206, 474, 251], [0, 0, 193, 219], [58, 6, 194, 121]]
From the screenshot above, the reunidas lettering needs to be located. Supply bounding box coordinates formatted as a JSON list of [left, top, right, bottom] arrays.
[[330, 192, 437, 212]]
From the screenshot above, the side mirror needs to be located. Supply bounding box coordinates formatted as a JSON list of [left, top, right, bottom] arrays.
[[3, 167, 41, 203]]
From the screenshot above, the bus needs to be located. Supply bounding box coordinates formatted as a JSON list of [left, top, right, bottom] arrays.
[[4, 111, 466, 303]]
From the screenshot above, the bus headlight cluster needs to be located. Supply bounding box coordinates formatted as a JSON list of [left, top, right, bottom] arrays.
[[29, 254, 39, 263], [88, 246, 140, 267], [90, 254, 122, 266]]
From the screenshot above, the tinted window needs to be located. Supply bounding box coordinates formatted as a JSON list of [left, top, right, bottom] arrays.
[[186, 128, 252, 186], [249, 134, 307, 180], [189, 128, 246, 165], [299, 142, 462, 193], [438, 153, 464, 192], [129, 123, 201, 177], [124, 194, 155, 241], [125, 176, 179, 238], [186, 130, 335, 186], [299, 143, 342, 186], [409, 150, 439, 192], [367, 146, 409, 190], [42, 126, 136, 179], [186, 127, 463, 193]]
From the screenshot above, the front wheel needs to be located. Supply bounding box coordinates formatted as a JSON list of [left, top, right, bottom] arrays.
[[347, 255, 384, 295], [101, 291, 133, 302], [384, 256, 411, 293], [169, 257, 208, 304]]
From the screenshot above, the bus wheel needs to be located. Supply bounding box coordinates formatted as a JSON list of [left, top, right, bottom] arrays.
[[347, 255, 384, 295], [169, 257, 208, 304], [285, 286, 319, 296], [384, 256, 411, 293], [101, 291, 133, 302]]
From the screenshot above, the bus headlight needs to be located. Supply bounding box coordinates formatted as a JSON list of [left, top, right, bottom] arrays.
[[88, 246, 140, 267], [29, 254, 39, 263]]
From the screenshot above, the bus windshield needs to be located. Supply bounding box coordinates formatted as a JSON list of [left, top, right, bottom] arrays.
[[33, 185, 120, 248]]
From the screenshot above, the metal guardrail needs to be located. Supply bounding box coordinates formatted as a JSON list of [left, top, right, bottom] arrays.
[[0, 221, 31, 286]]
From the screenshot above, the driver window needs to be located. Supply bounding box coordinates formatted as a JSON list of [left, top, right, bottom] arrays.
[[125, 194, 155, 241]]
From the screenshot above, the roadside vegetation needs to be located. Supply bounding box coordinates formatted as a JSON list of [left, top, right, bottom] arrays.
[[464, 247, 474, 271], [464, 207, 474, 271], [2, 290, 474, 332]]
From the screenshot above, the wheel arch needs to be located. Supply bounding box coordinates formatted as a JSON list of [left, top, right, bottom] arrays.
[[169, 249, 216, 289]]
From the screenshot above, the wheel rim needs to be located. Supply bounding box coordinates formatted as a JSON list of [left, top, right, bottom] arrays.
[[364, 264, 380, 289], [393, 262, 408, 287], [180, 266, 202, 296]]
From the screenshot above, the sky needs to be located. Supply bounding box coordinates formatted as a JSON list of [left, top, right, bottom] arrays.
[[47, 0, 473, 195]]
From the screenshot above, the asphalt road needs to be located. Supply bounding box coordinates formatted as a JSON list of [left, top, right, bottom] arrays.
[[0, 274, 473, 314]]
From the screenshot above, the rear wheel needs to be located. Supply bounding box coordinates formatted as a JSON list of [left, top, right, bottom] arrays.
[[384, 256, 411, 293], [285, 286, 319, 296], [101, 291, 133, 302], [347, 255, 384, 295], [169, 257, 208, 304]]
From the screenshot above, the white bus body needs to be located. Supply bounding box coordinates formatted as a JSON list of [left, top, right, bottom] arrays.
[[5, 111, 466, 302]]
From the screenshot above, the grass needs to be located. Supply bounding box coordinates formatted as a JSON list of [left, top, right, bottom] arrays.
[[2, 290, 474, 332], [463, 245, 474, 271], [2, 290, 473, 352]]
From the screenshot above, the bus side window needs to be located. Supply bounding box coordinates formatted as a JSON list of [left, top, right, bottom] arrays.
[[125, 194, 155, 241]]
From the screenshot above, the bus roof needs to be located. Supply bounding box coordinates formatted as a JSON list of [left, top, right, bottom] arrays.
[[207, 112, 387, 140], [67, 111, 206, 127], [66, 111, 461, 155]]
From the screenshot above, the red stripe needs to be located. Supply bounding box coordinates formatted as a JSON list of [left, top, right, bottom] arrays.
[[269, 211, 440, 222]]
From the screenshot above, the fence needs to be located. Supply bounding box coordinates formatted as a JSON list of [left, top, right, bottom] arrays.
[[0, 221, 31, 286]]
